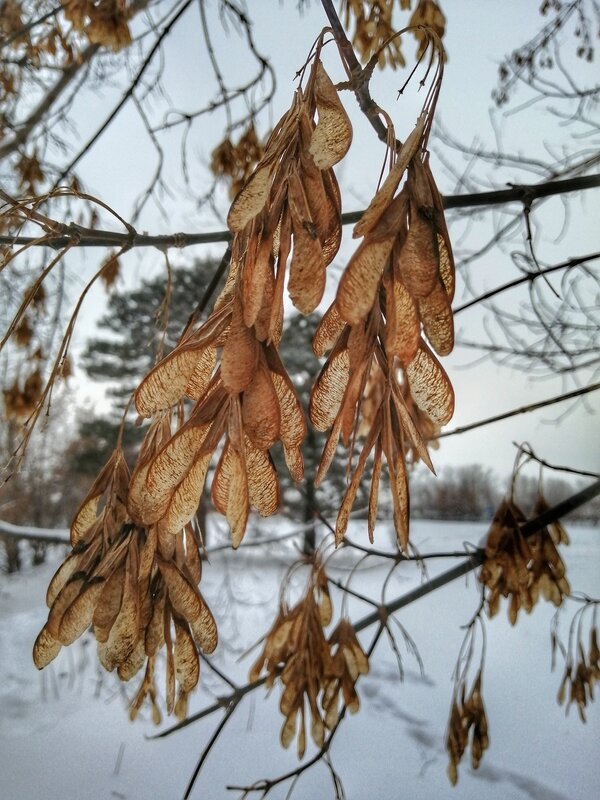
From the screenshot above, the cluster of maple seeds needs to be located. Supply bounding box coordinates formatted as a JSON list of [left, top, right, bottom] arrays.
[[445, 670, 489, 785], [341, 0, 446, 70], [32, 32, 455, 720], [64, 0, 132, 51], [33, 446, 217, 723], [310, 110, 455, 550], [480, 495, 570, 625], [249, 558, 369, 757], [210, 123, 266, 201], [126, 50, 352, 549], [557, 622, 600, 722], [3, 283, 58, 421]]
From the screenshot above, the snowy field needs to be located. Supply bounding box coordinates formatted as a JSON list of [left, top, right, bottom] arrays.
[[1, 518, 599, 800]]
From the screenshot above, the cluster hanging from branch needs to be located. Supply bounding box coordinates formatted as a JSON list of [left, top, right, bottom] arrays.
[[480, 492, 570, 624], [32, 444, 218, 722], [249, 554, 369, 758], [24, 21, 455, 730]]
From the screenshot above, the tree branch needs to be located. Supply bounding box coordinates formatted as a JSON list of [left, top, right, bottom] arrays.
[[2, 173, 599, 250], [453, 252, 600, 315], [438, 382, 600, 440], [153, 478, 600, 740], [0, 0, 152, 162], [52, 0, 195, 186]]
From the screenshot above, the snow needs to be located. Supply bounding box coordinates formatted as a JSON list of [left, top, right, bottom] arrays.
[[1, 519, 599, 800], [0, 519, 69, 543]]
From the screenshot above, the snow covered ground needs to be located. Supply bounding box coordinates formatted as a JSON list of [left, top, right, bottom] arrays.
[[1, 518, 598, 800]]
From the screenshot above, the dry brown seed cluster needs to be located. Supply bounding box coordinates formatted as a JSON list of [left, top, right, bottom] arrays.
[[408, 0, 447, 58], [128, 50, 351, 548], [210, 123, 266, 200], [30, 49, 356, 716], [558, 625, 600, 722], [311, 119, 455, 550], [341, 0, 407, 69], [480, 496, 570, 624], [65, 0, 132, 51], [99, 253, 121, 289], [249, 560, 368, 757], [341, 0, 446, 69], [27, 29, 456, 727], [445, 670, 489, 785], [2, 364, 43, 421], [33, 446, 217, 722]]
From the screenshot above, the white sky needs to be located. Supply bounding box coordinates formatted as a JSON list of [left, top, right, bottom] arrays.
[[54, 0, 598, 481]]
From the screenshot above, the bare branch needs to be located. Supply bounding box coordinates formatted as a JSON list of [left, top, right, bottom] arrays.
[[2, 173, 599, 250], [153, 478, 600, 742], [438, 382, 600, 440]]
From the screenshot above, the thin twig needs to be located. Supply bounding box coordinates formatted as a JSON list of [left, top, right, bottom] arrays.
[[438, 382, 600, 440]]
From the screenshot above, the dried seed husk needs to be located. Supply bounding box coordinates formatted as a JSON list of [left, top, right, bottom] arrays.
[[58, 578, 106, 645], [427, 167, 455, 301], [280, 709, 298, 749], [406, 340, 454, 425], [418, 280, 454, 356], [315, 411, 344, 487], [117, 638, 146, 682], [246, 440, 280, 517], [69, 450, 123, 544], [165, 614, 176, 714], [308, 61, 352, 170], [309, 339, 350, 432], [138, 525, 158, 585], [408, 155, 434, 211], [269, 207, 292, 345], [184, 525, 202, 585], [242, 362, 281, 450], [46, 552, 82, 608], [93, 563, 126, 643], [173, 617, 200, 693], [141, 422, 211, 524], [157, 451, 212, 536], [283, 444, 304, 483], [222, 296, 259, 393], [189, 597, 218, 654], [337, 193, 407, 325], [47, 576, 86, 639], [158, 558, 203, 624], [227, 159, 274, 232], [391, 385, 434, 472], [135, 345, 209, 417], [288, 174, 326, 314], [98, 547, 139, 671], [33, 625, 62, 669], [211, 440, 250, 548], [384, 272, 420, 365], [313, 301, 345, 357], [185, 346, 217, 401], [397, 209, 439, 299], [253, 262, 276, 343], [301, 148, 342, 266], [266, 347, 306, 454], [128, 418, 172, 524], [145, 586, 166, 656], [242, 233, 275, 329], [368, 440, 383, 543], [335, 417, 381, 545]]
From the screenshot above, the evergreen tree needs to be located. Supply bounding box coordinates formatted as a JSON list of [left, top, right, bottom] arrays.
[[81, 260, 220, 408]]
